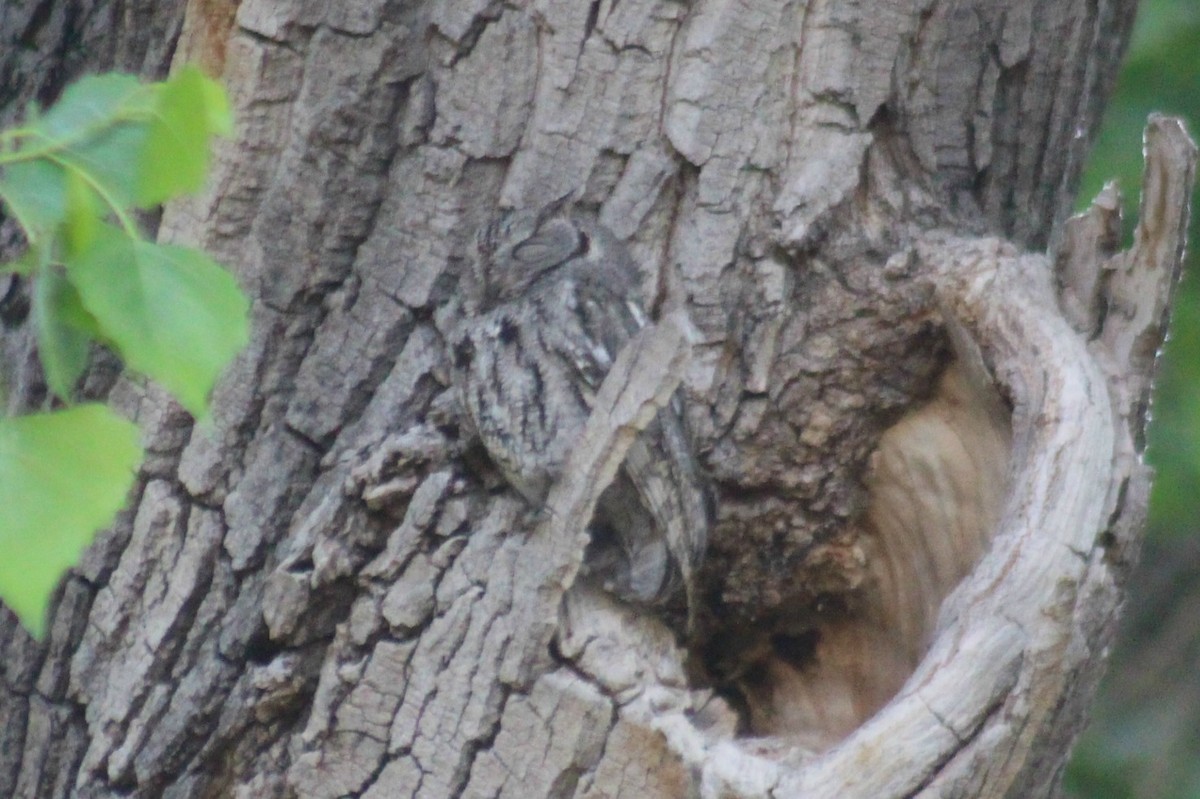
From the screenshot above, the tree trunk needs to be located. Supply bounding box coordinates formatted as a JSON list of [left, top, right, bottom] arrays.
[[1, 0, 1193, 797]]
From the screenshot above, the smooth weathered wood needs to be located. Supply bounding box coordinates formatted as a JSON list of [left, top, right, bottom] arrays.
[[2, 0, 1188, 797]]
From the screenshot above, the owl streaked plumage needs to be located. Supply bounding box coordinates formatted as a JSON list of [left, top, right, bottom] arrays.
[[449, 200, 709, 619]]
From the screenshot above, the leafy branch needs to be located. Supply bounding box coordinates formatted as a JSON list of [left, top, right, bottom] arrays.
[[0, 67, 249, 637]]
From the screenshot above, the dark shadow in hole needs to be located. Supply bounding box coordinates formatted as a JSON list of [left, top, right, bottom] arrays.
[[770, 629, 821, 671]]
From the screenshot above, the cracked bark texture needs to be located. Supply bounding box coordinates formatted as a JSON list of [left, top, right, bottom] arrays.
[[0, 0, 1192, 797]]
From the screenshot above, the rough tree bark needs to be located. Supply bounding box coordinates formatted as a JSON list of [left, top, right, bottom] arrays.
[[0, 0, 1194, 797]]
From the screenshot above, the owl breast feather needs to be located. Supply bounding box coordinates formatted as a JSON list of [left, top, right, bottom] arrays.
[[458, 277, 634, 503]]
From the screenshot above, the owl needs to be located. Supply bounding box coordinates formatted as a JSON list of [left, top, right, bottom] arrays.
[[449, 199, 709, 618]]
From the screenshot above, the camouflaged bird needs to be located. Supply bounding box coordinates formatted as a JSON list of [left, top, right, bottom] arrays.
[[449, 199, 710, 623]]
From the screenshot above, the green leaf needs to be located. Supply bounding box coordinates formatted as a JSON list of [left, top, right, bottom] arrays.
[[198, 72, 234, 137], [6, 73, 152, 216], [137, 66, 232, 207], [0, 158, 68, 238], [0, 405, 141, 638], [32, 74, 150, 143], [54, 121, 149, 212], [33, 270, 96, 399], [65, 225, 249, 417], [63, 167, 100, 255]]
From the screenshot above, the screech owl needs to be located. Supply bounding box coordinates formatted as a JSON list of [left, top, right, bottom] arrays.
[[449, 198, 710, 619]]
